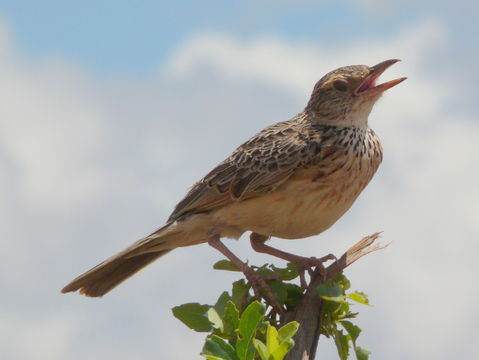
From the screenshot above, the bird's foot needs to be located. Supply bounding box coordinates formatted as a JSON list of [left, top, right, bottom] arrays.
[[291, 253, 337, 288], [248, 233, 337, 288], [243, 266, 283, 312]]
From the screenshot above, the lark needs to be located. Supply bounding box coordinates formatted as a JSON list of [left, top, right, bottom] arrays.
[[62, 59, 406, 298]]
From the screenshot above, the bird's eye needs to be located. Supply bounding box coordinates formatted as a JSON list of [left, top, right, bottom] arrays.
[[333, 80, 349, 92]]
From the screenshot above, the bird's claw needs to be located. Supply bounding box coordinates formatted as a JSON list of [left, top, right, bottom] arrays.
[[293, 253, 337, 289]]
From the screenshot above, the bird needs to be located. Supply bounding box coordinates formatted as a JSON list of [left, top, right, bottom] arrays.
[[62, 59, 406, 299]]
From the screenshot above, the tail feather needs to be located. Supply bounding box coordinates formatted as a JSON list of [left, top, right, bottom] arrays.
[[61, 250, 171, 297], [62, 223, 183, 297]]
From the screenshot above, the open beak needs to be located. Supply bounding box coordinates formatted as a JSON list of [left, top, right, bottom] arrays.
[[355, 59, 407, 96]]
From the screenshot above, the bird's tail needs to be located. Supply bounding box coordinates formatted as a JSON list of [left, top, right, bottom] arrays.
[[61, 223, 183, 297]]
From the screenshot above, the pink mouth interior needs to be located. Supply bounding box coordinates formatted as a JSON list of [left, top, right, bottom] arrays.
[[357, 77, 377, 93]]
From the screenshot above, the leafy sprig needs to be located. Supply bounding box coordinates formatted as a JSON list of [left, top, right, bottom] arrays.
[[172, 261, 371, 360]]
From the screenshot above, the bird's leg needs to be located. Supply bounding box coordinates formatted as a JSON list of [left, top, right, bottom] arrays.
[[250, 232, 336, 288], [207, 234, 282, 312]]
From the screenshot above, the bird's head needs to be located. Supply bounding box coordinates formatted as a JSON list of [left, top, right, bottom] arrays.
[[306, 59, 406, 127]]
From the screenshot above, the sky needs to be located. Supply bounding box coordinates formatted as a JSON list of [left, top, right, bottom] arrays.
[[1, 1, 478, 359]]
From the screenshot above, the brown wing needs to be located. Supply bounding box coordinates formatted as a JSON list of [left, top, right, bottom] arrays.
[[167, 116, 327, 223]]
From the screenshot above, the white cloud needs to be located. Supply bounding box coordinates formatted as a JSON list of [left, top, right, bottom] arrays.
[[1, 16, 478, 360], [165, 18, 445, 98], [0, 48, 108, 210]]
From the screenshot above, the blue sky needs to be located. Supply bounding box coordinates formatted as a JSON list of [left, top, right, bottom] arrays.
[[1, 1, 478, 360], [2, 0, 476, 103], [0, 1, 431, 74]]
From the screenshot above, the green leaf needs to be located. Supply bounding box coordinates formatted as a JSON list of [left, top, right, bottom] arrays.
[[339, 320, 361, 343], [236, 301, 265, 360], [202, 335, 239, 360], [232, 279, 251, 310], [271, 263, 299, 281], [215, 291, 232, 317], [255, 320, 269, 340], [253, 339, 268, 360], [266, 325, 280, 353], [283, 283, 303, 308], [317, 283, 345, 302], [333, 328, 350, 360], [355, 346, 371, 360], [267, 322, 299, 360], [172, 303, 212, 332], [347, 292, 370, 306], [333, 273, 351, 291], [208, 308, 224, 332], [214, 260, 241, 272], [269, 281, 288, 304], [203, 356, 225, 360], [340, 320, 370, 360], [270, 341, 295, 360], [250, 323, 299, 360], [321, 298, 342, 316], [223, 301, 240, 336], [252, 264, 275, 277], [277, 321, 299, 343], [335, 301, 351, 316]]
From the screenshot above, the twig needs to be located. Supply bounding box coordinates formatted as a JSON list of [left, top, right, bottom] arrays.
[[325, 232, 388, 280]]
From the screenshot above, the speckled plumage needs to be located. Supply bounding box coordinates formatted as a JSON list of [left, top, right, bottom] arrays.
[[62, 59, 405, 297], [165, 115, 383, 242]]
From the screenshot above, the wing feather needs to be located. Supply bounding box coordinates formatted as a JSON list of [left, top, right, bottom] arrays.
[[167, 117, 329, 223]]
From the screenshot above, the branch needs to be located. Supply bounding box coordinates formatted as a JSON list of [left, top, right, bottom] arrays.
[[283, 232, 387, 360], [173, 232, 388, 360]]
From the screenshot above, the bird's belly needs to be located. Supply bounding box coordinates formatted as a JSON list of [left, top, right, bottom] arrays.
[[215, 172, 371, 239]]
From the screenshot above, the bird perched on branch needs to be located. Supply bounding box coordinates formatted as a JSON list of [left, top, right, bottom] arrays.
[[62, 59, 406, 299]]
